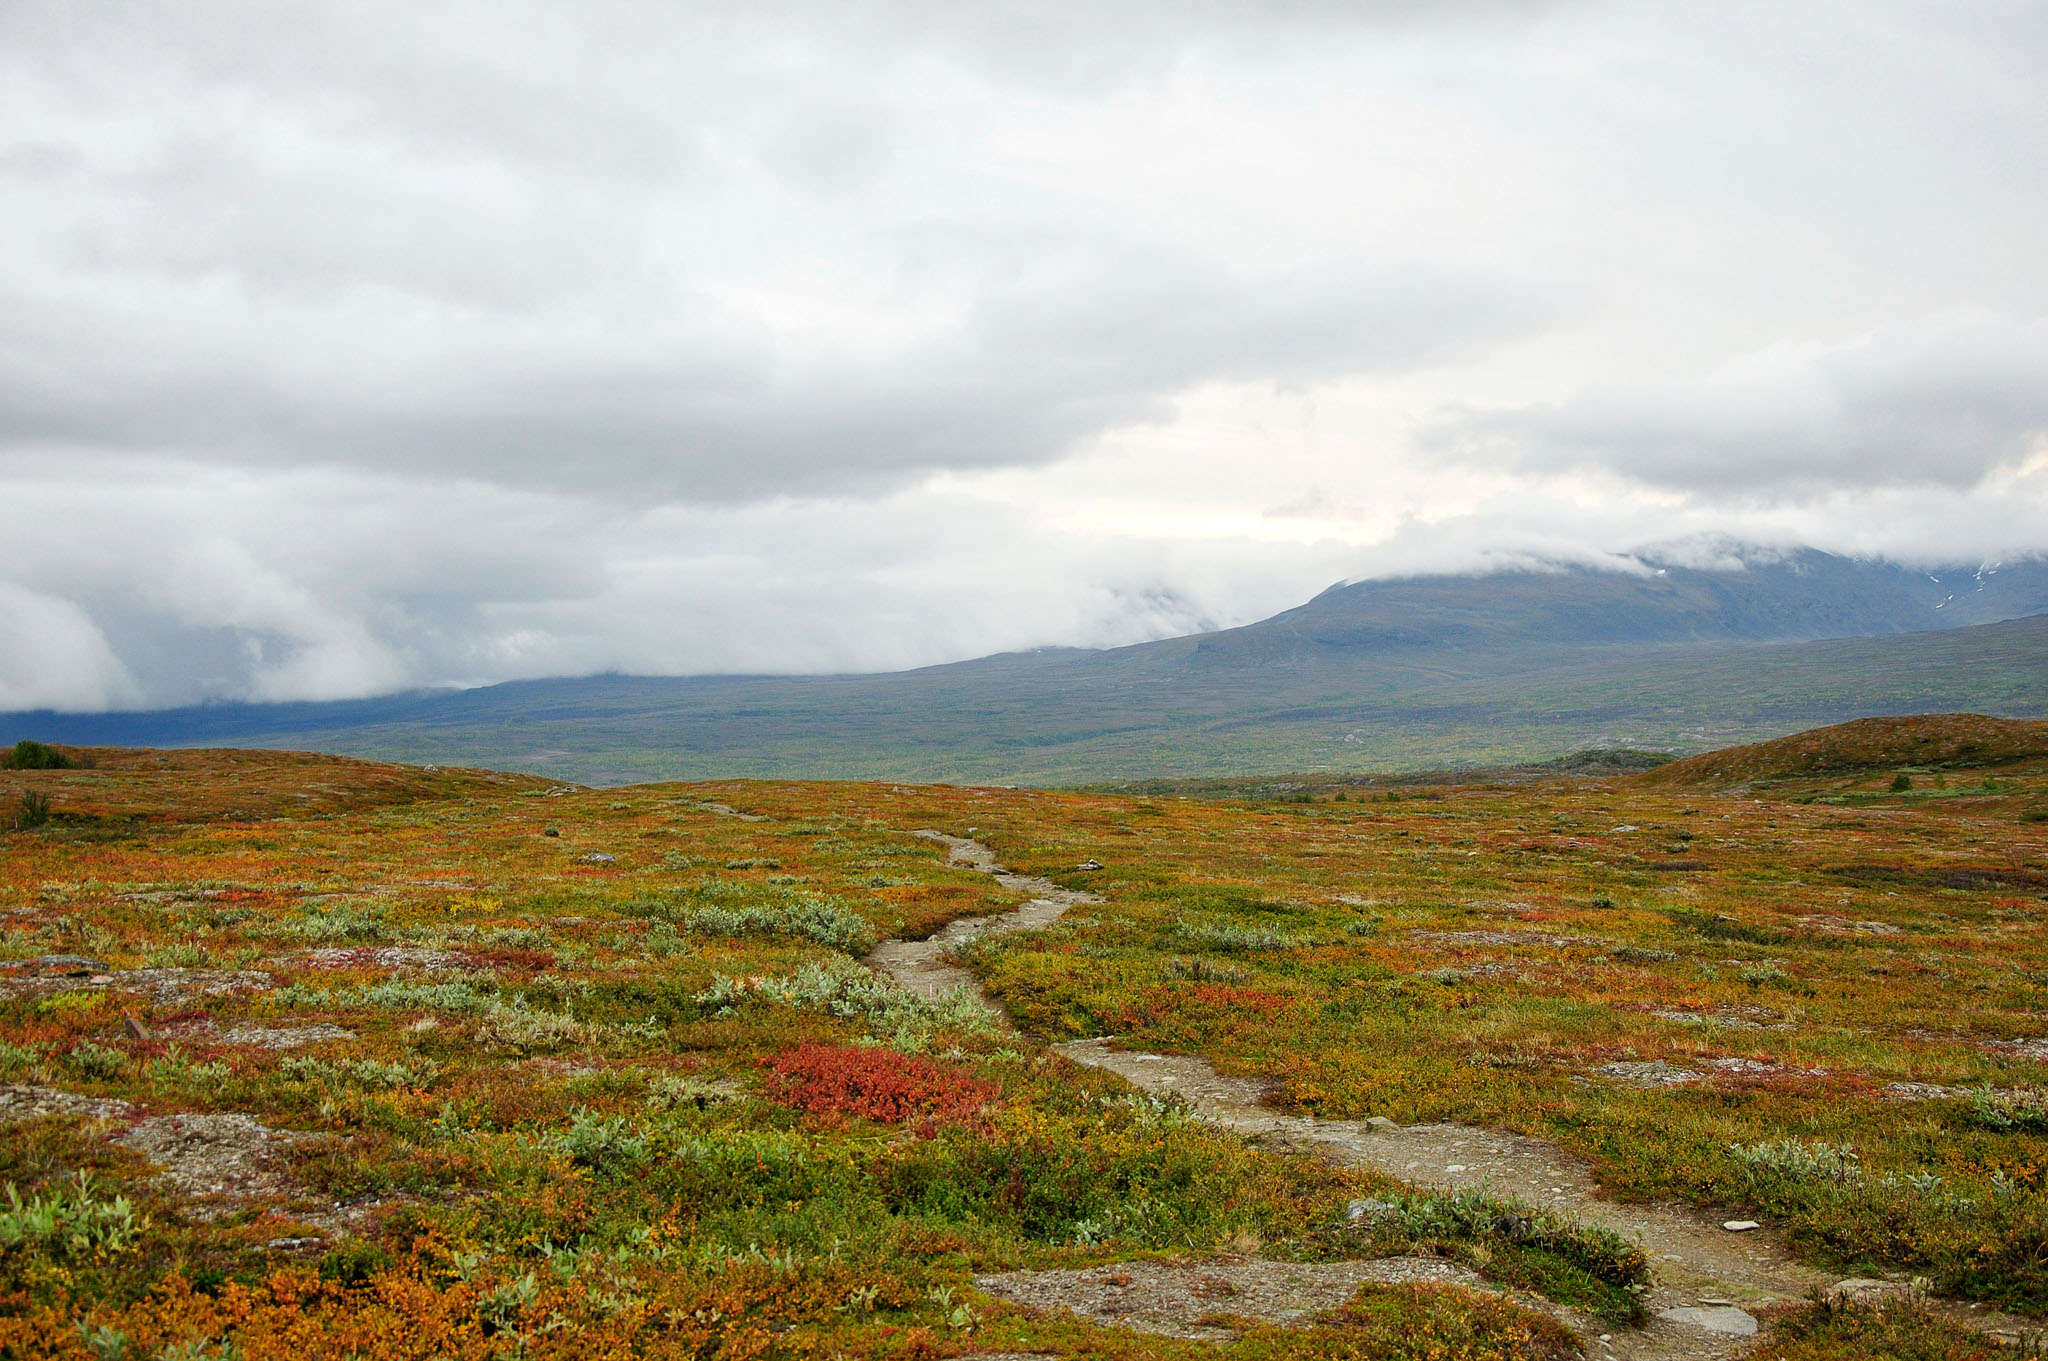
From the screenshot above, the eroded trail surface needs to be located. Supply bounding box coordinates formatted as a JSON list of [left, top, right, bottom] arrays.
[[866, 831, 1101, 1007], [1056, 1040, 1813, 1359], [900, 833, 2034, 1359]]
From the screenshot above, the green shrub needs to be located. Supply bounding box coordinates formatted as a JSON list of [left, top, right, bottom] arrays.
[[10, 792, 51, 831], [1969, 1087, 2048, 1133], [65, 1040, 129, 1080], [1, 740, 73, 771], [1730, 1138, 1861, 1184], [1382, 1186, 1650, 1322], [695, 955, 998, 1043], [0, 1173, 143, 1259], [675, 880, 876, 954], [557, 1108, 650, 1171], [1165, 917, 1300, 953]]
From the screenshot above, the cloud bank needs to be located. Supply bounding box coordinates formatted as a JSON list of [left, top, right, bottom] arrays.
[[3, 1, 2046, 709]]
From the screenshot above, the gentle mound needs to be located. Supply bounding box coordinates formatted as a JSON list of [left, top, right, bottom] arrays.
[[0, 744, 551, 822], [1632, 713, 2048, 789]]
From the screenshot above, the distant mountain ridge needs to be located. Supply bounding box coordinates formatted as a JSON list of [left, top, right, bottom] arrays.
[[6, 547, 2047, 784], [1188, 548, 2048, 670]]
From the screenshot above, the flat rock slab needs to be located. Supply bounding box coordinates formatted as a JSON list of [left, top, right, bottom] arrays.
[[1659, 1305, 1758, 1336], [214, 1024, 357, 1049], [119, 1112, 310, 1219], [976, 1254, 1494, 1341], [0, 1083, 134, 1124], [0, 967, 274, 1003], [290, 948, 474, 973]]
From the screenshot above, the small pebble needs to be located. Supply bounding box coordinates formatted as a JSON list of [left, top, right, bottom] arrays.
[[1723, 1220, 1761, 1232]]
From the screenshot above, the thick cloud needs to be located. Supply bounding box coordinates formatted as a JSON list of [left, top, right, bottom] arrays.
[[1437, 313, 2048, 494], [4, 2, 2048, 710], [0, 1, 1531, 499]]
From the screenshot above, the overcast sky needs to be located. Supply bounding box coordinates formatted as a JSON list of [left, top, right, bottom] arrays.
[[4, 1, 2047, 710]]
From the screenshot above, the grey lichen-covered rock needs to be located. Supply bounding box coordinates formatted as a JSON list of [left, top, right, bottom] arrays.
[[0, 1083, 134, 1124], [1659, 1304, 1758, 1336], [1596, 1059, 1703, 1087]]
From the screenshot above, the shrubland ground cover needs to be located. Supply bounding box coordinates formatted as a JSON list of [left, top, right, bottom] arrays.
[[0, 720, 2043, 1357]]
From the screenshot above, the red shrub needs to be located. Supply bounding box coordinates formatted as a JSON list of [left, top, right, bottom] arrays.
[[1186, 984, 1300, 1017], [757, 1043, 997, 1133]]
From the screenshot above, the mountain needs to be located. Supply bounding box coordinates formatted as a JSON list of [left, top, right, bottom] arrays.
[[1185, 547, 2048, 669], [7, 548, 2048, 784]]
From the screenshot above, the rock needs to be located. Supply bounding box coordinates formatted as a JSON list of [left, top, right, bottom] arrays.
[[1610, 824, 1640, 833], [215, 1024, 356, 1050], [0, 955, 109, 975], [1366, 1115, 1399, 1131], [0, 1084, 134, 1124], [1722, 1220, 1761, 1232], [119, 1112, 308, 1218], [1597, 1059, 1703, 1087], [1075, 859, 1103, 871], [1660, 1305, 1758, 1336], [1345, 1197, 1395, 1223], [578, 852, 616, 864], [1830, 1278, 1910, 1302], [124, 1014, 151, 1041]]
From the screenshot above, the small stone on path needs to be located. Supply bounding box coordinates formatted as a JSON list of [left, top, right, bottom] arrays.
[[1722, 1220, 1761, 1232]]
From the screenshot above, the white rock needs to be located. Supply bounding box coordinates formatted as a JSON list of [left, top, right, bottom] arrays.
[[1722, 1219, 1762, 1232], [1660, 1305, 1758, 1336]]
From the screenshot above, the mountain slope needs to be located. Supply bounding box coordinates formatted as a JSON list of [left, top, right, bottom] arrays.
[[6, 549, 2047, 784]]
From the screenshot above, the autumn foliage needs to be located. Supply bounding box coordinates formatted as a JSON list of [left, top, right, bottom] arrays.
[[758, 1042, 998, 1132]]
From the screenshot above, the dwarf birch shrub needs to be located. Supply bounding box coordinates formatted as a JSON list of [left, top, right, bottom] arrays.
[[273, 903, 388, 943], [696, 956, 999, 1041], [0, 1174, 142, 1260], [1166, 917, 1300, 953], [1970, 1087, 2048, 1133], [558, 1108, 649, 1171], [1730, 1138, 1861, 1183], [673, 879, 876, 954], [479, 997, 596, 1050]]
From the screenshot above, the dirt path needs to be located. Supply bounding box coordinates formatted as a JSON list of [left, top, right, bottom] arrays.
[[1055, 1040, 1806, 1358], [890, 833, 2037, 1357], [865, 831, 1100, 1006]]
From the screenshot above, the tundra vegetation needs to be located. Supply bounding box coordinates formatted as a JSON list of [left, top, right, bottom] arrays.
[[0, 718, 2043, 1358]]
